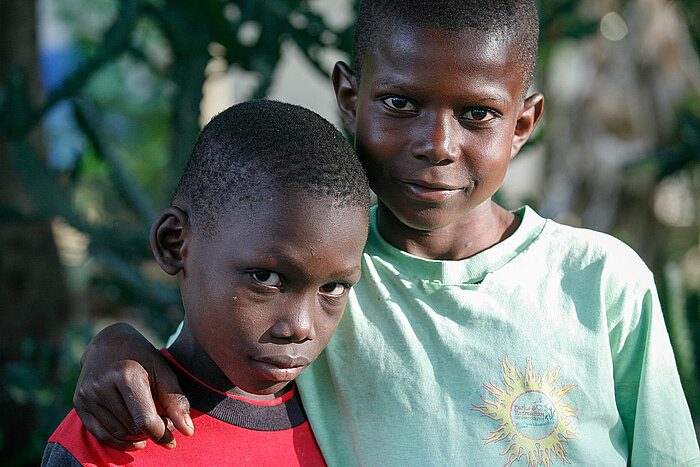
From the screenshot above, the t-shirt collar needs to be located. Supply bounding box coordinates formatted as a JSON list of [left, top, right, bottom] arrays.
[[365, 205, 546, 285]]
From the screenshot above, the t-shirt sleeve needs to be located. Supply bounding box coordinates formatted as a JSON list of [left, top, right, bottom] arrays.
[[41, 442, 83, 467], [607, 264, 699, 464]]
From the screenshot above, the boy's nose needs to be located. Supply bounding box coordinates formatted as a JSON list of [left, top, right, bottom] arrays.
[[412, 112, 461, 165], [268, 299, 316, 343]]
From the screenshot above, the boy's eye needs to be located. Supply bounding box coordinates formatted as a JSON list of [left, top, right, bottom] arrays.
[[252, 271, 282, 287], [382, 97, 416, 112], [319, 282, 348, 297], [462, 108, 496, 122]]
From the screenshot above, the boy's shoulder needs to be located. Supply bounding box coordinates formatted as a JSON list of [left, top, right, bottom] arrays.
[[43, 409, 138, 466], [534, 208, 653, 284]]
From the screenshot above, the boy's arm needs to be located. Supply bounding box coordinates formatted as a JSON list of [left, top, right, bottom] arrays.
[[608, 272, 700, 463], [73, 323, 194, 450]]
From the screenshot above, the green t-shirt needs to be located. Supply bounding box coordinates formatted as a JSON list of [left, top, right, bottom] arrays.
[[296, 206, 699, 466]]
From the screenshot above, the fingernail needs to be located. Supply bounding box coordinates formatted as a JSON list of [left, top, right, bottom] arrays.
[[185, 414, 194, 431], [134, 441, 147, 449], [165, 441, 176, 449]]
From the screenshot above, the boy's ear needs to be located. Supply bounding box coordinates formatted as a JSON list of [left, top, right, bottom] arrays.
[[510, 93, 544, 159], [332, 61, 359, 136], [150, 206, 190, 276]]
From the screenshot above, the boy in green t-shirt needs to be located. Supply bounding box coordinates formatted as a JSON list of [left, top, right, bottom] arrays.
[[72, 0, 700, 465]]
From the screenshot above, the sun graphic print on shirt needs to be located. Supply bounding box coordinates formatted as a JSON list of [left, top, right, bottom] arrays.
[[472, 355, 578, 467]]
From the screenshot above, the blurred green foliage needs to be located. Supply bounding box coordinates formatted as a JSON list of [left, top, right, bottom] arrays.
[[0, 325, 93, 464], [0, 0, 698, 464]]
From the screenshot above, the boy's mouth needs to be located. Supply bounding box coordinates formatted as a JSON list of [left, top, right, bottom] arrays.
[[251, 356, 311, 382], [398, 179, 463, 202]]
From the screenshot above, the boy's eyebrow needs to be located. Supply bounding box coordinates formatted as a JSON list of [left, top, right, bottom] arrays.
[[261, 247, 362, 281], [335, 265, 363, 280], [471, 96, 508, 106], [374, 80, 410, 91], [373, 80, 509, 106]]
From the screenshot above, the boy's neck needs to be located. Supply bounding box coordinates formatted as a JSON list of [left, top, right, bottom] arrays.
[[376, 199, 520, 260], [168, 323, 291, 401]]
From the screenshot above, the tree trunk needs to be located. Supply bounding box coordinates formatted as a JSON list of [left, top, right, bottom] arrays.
[[0, 1, 70, 463]]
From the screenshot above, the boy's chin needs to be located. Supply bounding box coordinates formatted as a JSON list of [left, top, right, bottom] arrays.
[[381, 202, 469, 233], [380, 195, 499, 232]]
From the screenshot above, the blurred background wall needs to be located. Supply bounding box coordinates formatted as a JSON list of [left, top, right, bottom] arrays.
[[0, 0, 698, 463]]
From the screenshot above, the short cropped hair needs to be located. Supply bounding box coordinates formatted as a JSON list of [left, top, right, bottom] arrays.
[[353, 0, 539, 94], [173, 100, 370, 234]]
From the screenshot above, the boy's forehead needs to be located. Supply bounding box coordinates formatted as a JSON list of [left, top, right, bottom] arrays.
[[379, 25, 509, 61], [197, 196, 368, 278], [209, 195, 369, 239], [352, 1, 539, 93], [360, 25, 526, 95]]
